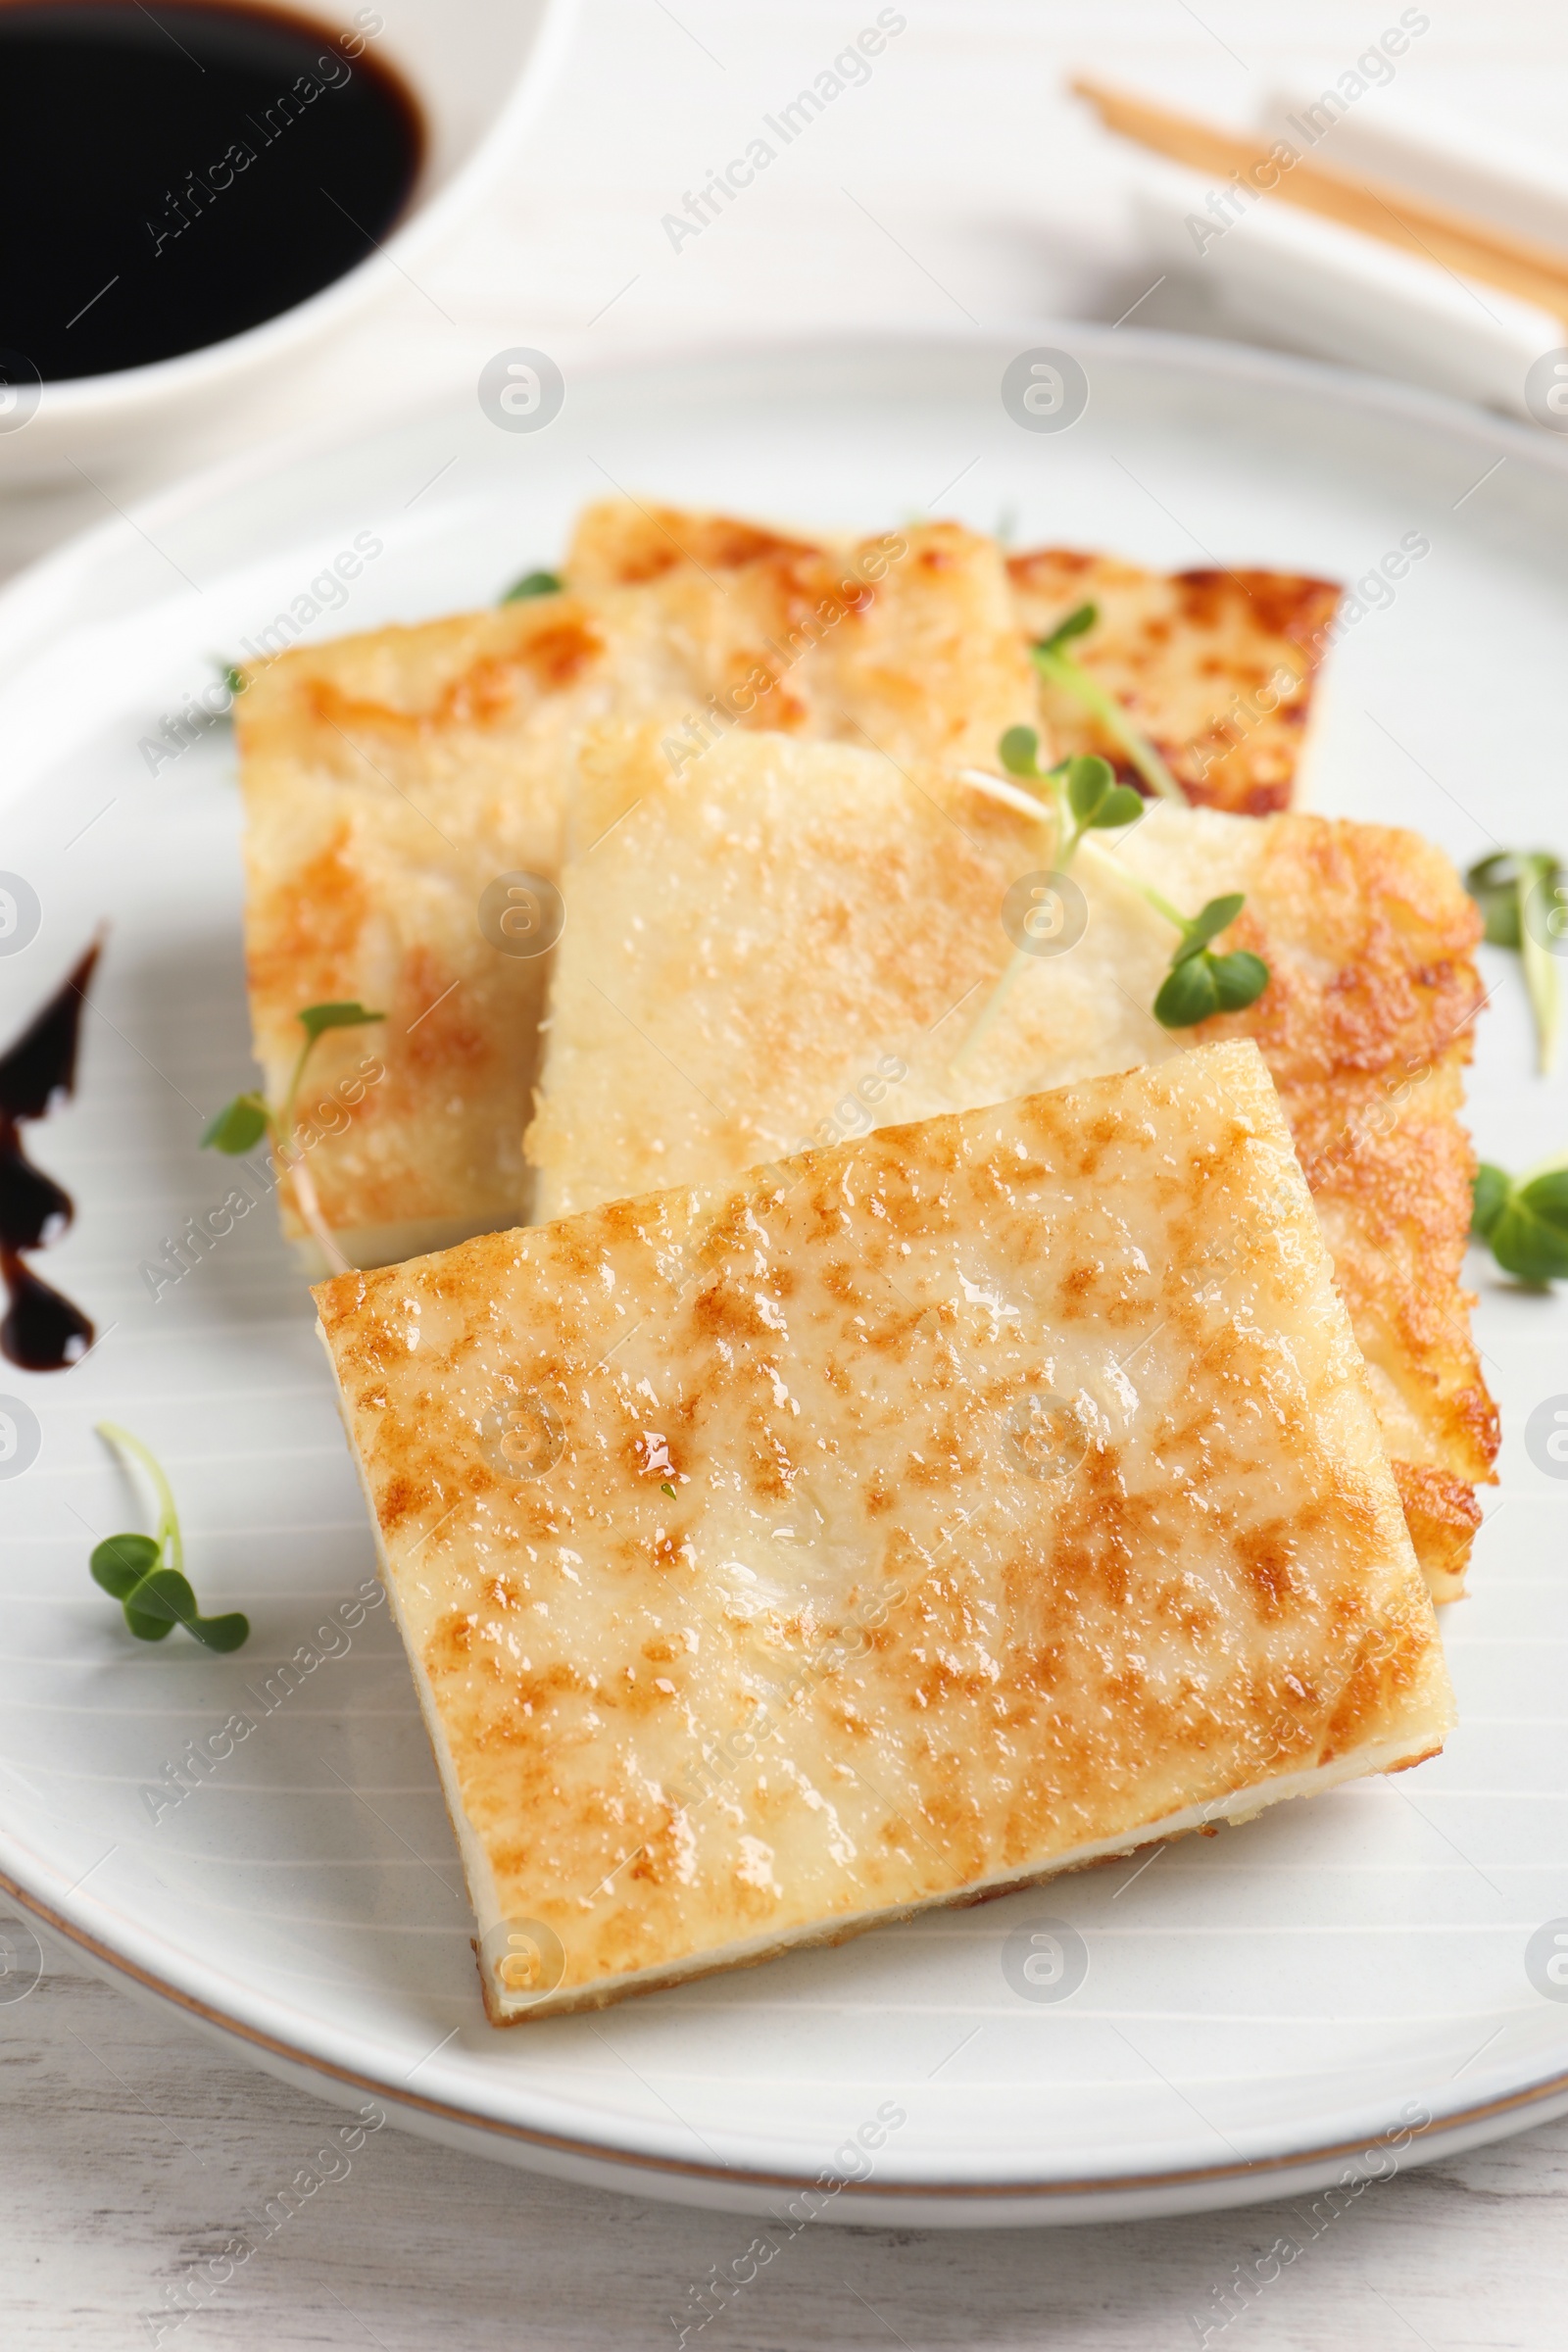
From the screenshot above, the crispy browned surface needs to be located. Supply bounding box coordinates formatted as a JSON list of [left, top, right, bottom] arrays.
[[529, 728, 1496, 1597], [567, 504, 1343, 812], [1391, 1462, 1484, 1591], [1198, 817, 1500, 1591], [234, 597, 621, 1246], [318, 1045, 1452, 2021], [234, 524, 1035, 1251], [1007, 548, 1341, 814], [564, 505, 1038, 769], [564, 500, 823, 586]]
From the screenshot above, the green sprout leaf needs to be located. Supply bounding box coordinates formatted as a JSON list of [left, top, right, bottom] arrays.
[[1065, 753, 1115, 824], [1471, 1160, 1568, 1283], [296, 1001, 386, 1045], [1041, 602, 1098, 653], [1466, 853, 1525, 949], [1061, 751, 1141, 834], [999, 724, 1045, 780], [660, 1481, 676, 1498], [124, 1566, 202, 1630], [1522, 1168, 1568, 1239], [1090, 782, 1144, 830], [502, 570, 564, 602], [1152, 897, 1268, 1028], [1153, 956, 1220, 1027], [122, 1600, 179, 1643], [92, 1424, 249, 1652], [964, 753, 1271, 1049], [188, 1612, 252, 1653], [201, 1091, 270, 1154], [1173, 893, 1248, 963], [90, 1532, 160, 1599], [221, 663, 247, 700], [1471, 1162, 1511, 1239], [1208, 949, 1271, 1010]]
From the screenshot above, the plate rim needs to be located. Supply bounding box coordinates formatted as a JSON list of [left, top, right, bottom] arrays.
[[4, 311, 1568, 672], [4, 318, 1566, 2212], [8, 1866, 1568, 2210]]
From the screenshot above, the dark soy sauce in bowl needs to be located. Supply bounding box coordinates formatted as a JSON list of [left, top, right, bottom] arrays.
[[0, 2, 423, 382]]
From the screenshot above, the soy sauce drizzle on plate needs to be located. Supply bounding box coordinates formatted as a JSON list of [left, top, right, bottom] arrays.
[[0, 942, 101, 1371]]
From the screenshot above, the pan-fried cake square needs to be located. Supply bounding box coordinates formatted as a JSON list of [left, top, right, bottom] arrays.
[[1007, 547, 1341, 815], [233, 524, 1034, 1268], [317, 1043, 1454, 2023], [525, 728, 1495, 1598], [566, 502, 1340, 813], [563, 504, 1037, 771]]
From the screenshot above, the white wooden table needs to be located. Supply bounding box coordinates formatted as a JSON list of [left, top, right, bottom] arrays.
[[7, 5, 1568, 2342]]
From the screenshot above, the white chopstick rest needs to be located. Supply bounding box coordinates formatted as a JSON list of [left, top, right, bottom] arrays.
[[1124, 150, 1561, 418], [1260, 84, 1568, 255]]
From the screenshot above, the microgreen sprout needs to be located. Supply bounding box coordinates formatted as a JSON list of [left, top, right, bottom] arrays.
[[90, 1424, 249, 1651], [1470, 1155, 1568, 1283], [502, 570, 564, 603], [1465, 850, 1562, 1075], [1148, 891, 1271, 1028], [661, 1481, 676, 1498], [201, 1000, 385, 1272], [953, 730, 1269, 1066], [998, 732, 1145, 857], [951, 740, 1139, 1074], [220, 662, 246, 700], [1029, 605, 1185, 806]]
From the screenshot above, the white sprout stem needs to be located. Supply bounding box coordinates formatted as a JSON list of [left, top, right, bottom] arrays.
[[95, 1422, 182, 1574], [1071, 832, 1185, 933], [949, 944, 1034, 1077], [954, 766, 1063, 831], [283, 1148, 353, 1277], [270, 1026, 353, 1274], [946, 767, 1216, 1076]]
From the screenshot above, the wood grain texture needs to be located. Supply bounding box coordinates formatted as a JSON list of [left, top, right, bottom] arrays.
[[5, 1929, 1568, 2351]]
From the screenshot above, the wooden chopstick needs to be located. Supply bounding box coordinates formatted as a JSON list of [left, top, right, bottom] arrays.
[[1073, 75, 1568, 325]]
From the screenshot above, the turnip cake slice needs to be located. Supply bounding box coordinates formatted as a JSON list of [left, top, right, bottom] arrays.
[[234, 523, 1032, 1269], [564, 501, 1339, 812], [1007, 547, 1341, 814], [318, 1044, 1453, 2022], [525, 729, 1494, 1598]]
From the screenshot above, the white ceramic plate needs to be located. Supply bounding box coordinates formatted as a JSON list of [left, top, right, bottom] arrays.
[[2, 329, 1567, 2227]]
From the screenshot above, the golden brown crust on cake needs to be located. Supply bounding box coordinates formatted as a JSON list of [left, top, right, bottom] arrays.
[[566, 505, 1341, 813], [1390, 1462, 1485, 1592], [564, 499, 824, 587], [1007, 547, 1341, 814], [1194, 816, 1499, 1592], [565, 506, 1039, 771], [318, 1046, 1453, 2021], [234, 525, 1036, 1256], [527, 735, 1494, 1598], [234, 597, 616, 1246]]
